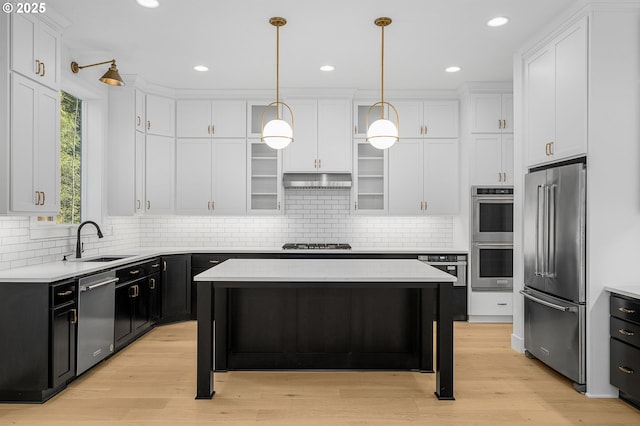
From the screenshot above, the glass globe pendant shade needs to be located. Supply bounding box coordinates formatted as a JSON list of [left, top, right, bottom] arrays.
[[262, 119, 293, 149], [366, 118, 398, 149]]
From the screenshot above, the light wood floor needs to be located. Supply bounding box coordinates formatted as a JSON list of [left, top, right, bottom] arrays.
[[1, 321, 639, 425]]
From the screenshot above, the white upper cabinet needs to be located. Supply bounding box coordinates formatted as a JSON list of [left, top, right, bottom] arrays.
[[176, 139, 246, 215], [10, 73, 60, 214], [176, 100, 246, 138], [283, 99, 351, 173], [388, 139, 459, 215], [469, 94, 513, 133], [472, 134, 513, 185], [525, 17, 588, 166], [146, 94, 175, 137], [11, 14, 60, 90], [391, 100, 459, 139], [145, 135, 175, 215], [135, 90, 146, 132]]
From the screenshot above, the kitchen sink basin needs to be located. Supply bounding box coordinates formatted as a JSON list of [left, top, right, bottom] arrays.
[[76, 255, 134, 262]]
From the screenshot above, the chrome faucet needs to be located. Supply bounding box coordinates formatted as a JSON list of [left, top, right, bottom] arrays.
[[75, 221, 104, 258]]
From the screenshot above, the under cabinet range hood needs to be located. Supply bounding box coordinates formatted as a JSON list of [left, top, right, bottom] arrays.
[[283, 173, 352, 189]]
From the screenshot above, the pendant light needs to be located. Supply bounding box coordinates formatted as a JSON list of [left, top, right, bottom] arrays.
[[261, 17, 294, 150], [366, 17, 399, 150]]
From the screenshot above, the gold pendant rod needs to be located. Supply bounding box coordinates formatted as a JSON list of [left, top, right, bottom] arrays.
[[276, 23, 280, 119], [374, 17, 392, 120]]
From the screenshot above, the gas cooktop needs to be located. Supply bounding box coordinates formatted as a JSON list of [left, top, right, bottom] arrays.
[[282, 243, 352, 250]]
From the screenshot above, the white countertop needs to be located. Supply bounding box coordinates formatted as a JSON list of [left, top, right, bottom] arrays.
[[605, 285, 640, 300], [193, 258, 456, 282], [0, 246, 467, 283]]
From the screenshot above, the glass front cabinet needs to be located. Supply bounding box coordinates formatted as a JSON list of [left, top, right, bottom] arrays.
[[352, 140, 388, 214]]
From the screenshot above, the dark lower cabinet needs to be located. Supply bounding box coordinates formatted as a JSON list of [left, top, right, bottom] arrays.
[[161, 254, 192, 323], [610, 293, 640, 409], [0, 279, 77, 402], [114, 259, 161, 351]]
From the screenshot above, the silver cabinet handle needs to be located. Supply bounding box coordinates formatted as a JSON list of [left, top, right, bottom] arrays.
[[209, 260, 220, 264], [149, 278, 156, 289], [618, 329, 635, 336], [618, 307, 636, 314], [70, 308, 77, 324], [57, 290, 73, 297]]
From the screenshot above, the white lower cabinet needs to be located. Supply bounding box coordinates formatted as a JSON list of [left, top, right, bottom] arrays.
[[176, 139, 246, 215], [388, 139, 459, 215], [145, 135, 175, 215], [469, 291, 513, 322], [10, 73, 59, 214]]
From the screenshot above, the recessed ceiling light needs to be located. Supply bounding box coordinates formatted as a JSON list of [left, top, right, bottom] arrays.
[[193, 65, 209, 72], [487, 16, 509, 27], [445, 66, 461, 73], [136, 0, 159, 8], [320, 65, 335, 72]]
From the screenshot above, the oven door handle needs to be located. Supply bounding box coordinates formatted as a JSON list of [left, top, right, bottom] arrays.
[[520, 290, 577, 312], [473, 243, 513, 248]]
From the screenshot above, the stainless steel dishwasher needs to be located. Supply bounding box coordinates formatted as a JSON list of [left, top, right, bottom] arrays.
[[77, 271, 118, 375]]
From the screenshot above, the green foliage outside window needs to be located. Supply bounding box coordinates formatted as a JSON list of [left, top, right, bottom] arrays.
[[58, 91, 82, 224]]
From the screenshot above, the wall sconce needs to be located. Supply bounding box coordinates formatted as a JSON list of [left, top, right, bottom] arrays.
[[70, 59, 125, 86]]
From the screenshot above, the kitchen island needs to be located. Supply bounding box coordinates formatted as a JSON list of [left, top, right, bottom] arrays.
[[194, 258, 457, 400]]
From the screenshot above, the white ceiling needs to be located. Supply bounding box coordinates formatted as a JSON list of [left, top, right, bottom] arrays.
[[47, 0, 577, 92]]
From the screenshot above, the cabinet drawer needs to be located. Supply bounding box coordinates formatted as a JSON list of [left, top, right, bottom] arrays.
[[116, 264, 146, 284], [611, 316, 640, 349], [191, 254, 228, 269], [50, 280, 76, 307], [470, 291, 513, 316], [611, 295, 640, 324], [610, 338, 640, 397]]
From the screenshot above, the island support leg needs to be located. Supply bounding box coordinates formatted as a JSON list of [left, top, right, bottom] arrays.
[[196, 281, 215, 399], [420, 288, 434, 373], [435, 282, 454, 400]]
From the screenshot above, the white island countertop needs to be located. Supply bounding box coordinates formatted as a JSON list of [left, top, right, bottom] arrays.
[[193, 258, 457, 283]]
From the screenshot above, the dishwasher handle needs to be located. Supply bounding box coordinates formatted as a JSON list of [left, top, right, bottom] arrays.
[[520, 289, 577, 313], [81, 277, 119, 292]]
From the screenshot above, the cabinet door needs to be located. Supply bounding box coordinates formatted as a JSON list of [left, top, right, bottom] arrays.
[[176, 139, 212, 214], [114, 284, 135, 350], [554, 20, 587, 160], [502, 134, 514, 185], [526, 46, 556, 166], [148, 273, 160, 323], [36, 85, 60, 212], [248, 141, 282, 213], [353, 101, 383, 138], [37, 22, 60, 89], [10, 73, 59, 214], [10, 74, 37, 212], [392, 101, 423, 138], [133, 280, 152, 335], [388, 140, 423, 215], [354, 141, 387, 214], [472, 134, 503, 185], [50, 303, 76, 388], [135, 90, 146, 132], [176, 100, 212, 138], [11, 14, 38, 80], [146, 95, 175, 136], [423, 139, 459, 214], [283, 100, 318, 172], [212, 100, 246, 137], [423, 101, 459, 138], [317, 99, 352, 172], [212, 139, 246, 215], [145, 135, 175, 214], [135, 132, 145, 214], [470, 94, 503, 133], [161, 255, 192, 323]]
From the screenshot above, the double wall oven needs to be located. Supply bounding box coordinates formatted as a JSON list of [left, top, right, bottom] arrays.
[[471, 186, 513, 291]]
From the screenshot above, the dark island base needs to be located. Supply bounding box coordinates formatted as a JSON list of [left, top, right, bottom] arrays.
[[197, 280, 454, 400], [216, 287, 427, 371]]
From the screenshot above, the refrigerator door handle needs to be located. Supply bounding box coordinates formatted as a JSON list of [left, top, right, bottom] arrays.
[[535, 185, 544, 276], [520, 290, 578, 312], [548, 184, 556, 278]]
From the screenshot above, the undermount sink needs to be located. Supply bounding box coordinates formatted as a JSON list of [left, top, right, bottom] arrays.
[[76, 255, 134, 262]]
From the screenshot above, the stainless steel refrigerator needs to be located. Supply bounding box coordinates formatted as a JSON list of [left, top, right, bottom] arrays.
[[521, 161, 586, 392]]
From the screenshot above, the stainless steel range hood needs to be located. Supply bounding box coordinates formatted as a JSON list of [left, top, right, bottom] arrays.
[[283, 173, 352, 189]]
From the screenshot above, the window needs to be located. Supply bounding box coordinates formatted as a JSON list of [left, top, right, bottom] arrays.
[[57, 91, 82, 224]]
